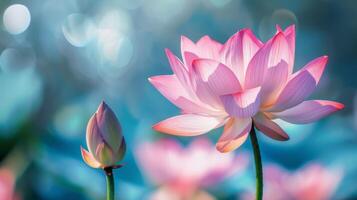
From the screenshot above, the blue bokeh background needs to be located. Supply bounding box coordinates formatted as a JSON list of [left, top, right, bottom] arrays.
[[0, 0, 355, 199]]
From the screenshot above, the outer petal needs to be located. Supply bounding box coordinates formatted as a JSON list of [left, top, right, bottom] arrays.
[[165, 49, 192, 89], [81, 147, 102, 168], [115, 138, 126, 162], [95, 142, 115, 166], [297, 56, 327, 80], [149, 75, 216, 114], [86, 114, 103, 155], [153, 114, 225, 136], [269, 56, 328, 112], [148, 75, 193, 106], [253, 113, 289, 141], [220, 29, 262, 83], [271, 100, 344, 124], [193, 59, 242, 95], [216, 117, 252, 153], [260, 60, 289, 106], [245, 32, 290, 89], [220, 87, 261, 118]]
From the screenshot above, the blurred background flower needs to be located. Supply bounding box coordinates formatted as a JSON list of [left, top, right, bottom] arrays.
[[135, 138, 248, 199], [241, 163, 343, 200], [0, 168, 18, 200], [0, 0, 354, 199]]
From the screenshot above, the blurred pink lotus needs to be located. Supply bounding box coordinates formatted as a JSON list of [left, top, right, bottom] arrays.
[[135, 138, 248, 200], [0, 168, 17, 200], [241, 163, 342, 200], [150, 186, 215, 200], [149, 25, 343, 152]]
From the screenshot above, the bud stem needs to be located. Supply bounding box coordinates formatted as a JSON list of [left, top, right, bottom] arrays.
[[104, 167, 114, 200], [250, 125, 263, 200]]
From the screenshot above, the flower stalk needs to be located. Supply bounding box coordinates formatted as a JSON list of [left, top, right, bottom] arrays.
[[250, 125, 263, 200], [104, 167, 114, 200]]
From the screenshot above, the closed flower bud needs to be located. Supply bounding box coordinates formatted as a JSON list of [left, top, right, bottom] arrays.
[[81, 101, 126, 168]]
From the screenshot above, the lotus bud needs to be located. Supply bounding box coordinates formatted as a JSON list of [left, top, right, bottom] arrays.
[[81, 101, 126, 168]]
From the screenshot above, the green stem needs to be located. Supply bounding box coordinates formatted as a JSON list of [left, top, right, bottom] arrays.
[[104, 167, 114, 200], [249, 125, 263, 200]]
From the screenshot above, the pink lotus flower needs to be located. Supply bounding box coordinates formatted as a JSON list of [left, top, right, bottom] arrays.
[[135, 138, 248, 199], [81, 101, 126, 169], [149, 25, 344, 152], [241, 163, 343, 200]]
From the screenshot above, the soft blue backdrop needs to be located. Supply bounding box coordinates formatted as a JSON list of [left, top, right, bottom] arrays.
[[0, 0, 355, 199]]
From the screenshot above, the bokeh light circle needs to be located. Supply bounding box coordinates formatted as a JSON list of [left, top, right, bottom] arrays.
[[259, 8, 298, 41], [3, 4, 31, 35], [0, 47, 36, 72], [271, 9, 298, 28], [97, 36, 134, 80], [62, 13, 96, 47]]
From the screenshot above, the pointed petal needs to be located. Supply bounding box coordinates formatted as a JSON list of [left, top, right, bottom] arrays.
[[220, 87, 261, 118], [181, 35, 196, 58], [271, 100, 344, 124], [267, 32, 291, 69], [195, 35, 223, 60], [165, 48, 191, 85], [115, 138, 126, 162], [253, 113, 289, 141], [153, 114, 224, 136], [300, 56, 328, 81], [181, 35, 223, 60], [261, 60, 289, 106], [149, 75, 214, 114], [216, 117, 252, 153], [245, 32, 290, 89], [95, 102, 123, 152], [193, 59, 242, 95], [275, 24, 283, 32], [149, 74, 191, 103], [275, 25, 296, 73], [220, 29, 262, 82], [269, 71, 315, 111], [269, 56, 328, 111], [283, 25, 296, 73], [81, 147, 102, 168]]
